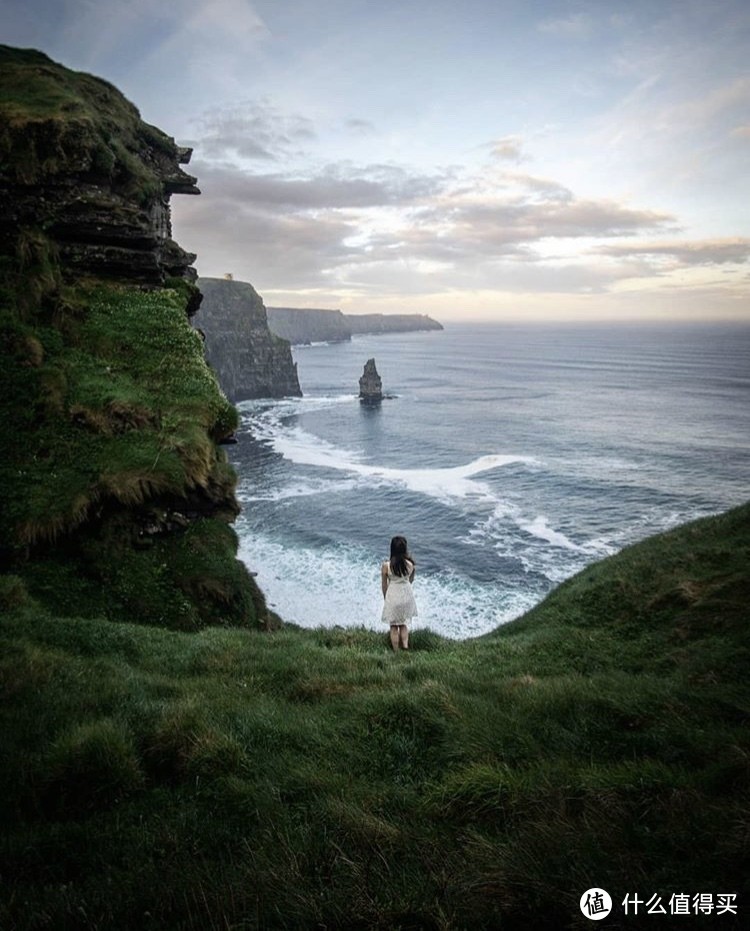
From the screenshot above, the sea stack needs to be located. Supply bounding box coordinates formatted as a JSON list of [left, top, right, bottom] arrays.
[[359, 358, 383, 403]]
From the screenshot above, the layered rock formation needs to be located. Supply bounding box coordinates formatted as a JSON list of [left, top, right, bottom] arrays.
[[195, 279, 302, 402], [0, 47, 267, 630], [267, 306, 443, 344], [359, 358, 383, 403], [0, 46, 200, 302]]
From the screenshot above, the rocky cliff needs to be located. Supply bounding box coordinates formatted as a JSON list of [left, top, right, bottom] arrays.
[[346, 313, 443, 335], [267, 306, 443, 344], [0, 46, 268, 630], [266, 306, 351, 343], [0, 45, 200, 300], [359, 358, 383, 403], [195, 279, 301, 402]]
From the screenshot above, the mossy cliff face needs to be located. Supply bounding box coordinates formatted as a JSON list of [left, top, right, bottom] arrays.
[[0, 45, 199, 293], [0, 47, 269, 630]]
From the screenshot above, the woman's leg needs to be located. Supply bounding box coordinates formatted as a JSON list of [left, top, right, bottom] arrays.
[[389, 625, 401, 651], [399, 625, 409, 650]]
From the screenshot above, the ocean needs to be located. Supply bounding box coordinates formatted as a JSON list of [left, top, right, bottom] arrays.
[[230, 322, 750, 638]]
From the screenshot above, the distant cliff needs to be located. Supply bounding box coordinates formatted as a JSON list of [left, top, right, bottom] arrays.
[[267, 307, 443, 344], [195, 279, 301, 402], [266, 307, 351, 344], [347, 313, 443, 335]]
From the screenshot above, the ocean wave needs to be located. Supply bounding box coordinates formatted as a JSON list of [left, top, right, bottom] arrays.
[[236, 529, 534, 637], [517, 515, 586, 552], [240, 402, 537, 505], [237, 394, 356, 418], [463, 501, 618, 586], [237, 476, 359, 503]]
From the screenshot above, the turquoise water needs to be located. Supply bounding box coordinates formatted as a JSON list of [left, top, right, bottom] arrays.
[[229, 322, 750, 637]]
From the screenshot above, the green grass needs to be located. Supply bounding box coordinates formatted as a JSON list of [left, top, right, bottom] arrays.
[[0, 49, 264, 632], [0, 44, 176, 197], [1, 41, 747, 930], [1, 504, 748, 930], [0, 280, 260, 629]]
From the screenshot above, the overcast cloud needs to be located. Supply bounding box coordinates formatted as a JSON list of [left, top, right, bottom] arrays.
[[4, 0, 750, 319]]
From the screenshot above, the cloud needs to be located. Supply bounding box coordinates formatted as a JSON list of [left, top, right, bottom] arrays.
[[175, 192, 359, 289], [189, 100, 316, 162], [488, 136, 527, 163], [537, 13, 593, 38], [173, 159, 449, 289], [173, 150, 677, 298], [189, 160, 447, 209], [344, 117, 377, 136], [501, 172, 573, 203], [597, 238, 750, 266], [404, 192, 672, 258]]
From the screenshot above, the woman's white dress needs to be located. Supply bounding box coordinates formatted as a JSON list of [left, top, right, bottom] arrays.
[[381, 559, 418, 626]]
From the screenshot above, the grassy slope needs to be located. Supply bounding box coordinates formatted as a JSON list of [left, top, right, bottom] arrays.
[[1, 503, 748, 930]]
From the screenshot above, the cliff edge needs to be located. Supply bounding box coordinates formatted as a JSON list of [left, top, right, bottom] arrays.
[[266, 306, 351, 344], [194, 278, 301, 401], [0, 46, 268, 630], [347, 312, 443, 335], [267, 306, 443, 344]]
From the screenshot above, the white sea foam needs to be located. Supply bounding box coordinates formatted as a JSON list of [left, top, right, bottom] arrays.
[[273, 444, 535, 504], [237, 477, 360, 503], [237, 394, 356, 419], [237, 529, 534, 638], [518, 515, 585, 552], [243, 402, 537, 505], [463, 501, 618, 586]]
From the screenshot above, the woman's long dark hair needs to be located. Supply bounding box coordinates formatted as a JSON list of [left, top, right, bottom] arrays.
[[389, 535, 414, 577]]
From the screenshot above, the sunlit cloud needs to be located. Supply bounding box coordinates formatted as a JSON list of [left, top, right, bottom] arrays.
[[4, 0, 749, 319]]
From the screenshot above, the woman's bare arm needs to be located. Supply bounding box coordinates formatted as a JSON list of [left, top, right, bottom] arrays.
[[381, 562, 389, 597]]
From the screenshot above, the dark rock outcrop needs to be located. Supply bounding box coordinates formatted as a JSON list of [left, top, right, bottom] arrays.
[[359, 358, 383, 403], [0, 45, 200, 298], [267, 306, 443, 344], [195, 278, 302, 402]]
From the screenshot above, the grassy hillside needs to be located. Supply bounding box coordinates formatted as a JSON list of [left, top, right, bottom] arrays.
[[0, 46, 268, 631], [1, 503, 747, 930]]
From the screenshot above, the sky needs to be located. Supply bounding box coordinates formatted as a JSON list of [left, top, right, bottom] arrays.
[[4, 0, 750, 321]]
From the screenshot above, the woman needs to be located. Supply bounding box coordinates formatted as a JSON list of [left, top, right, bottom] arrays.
[[381, 535, 417, 651]]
